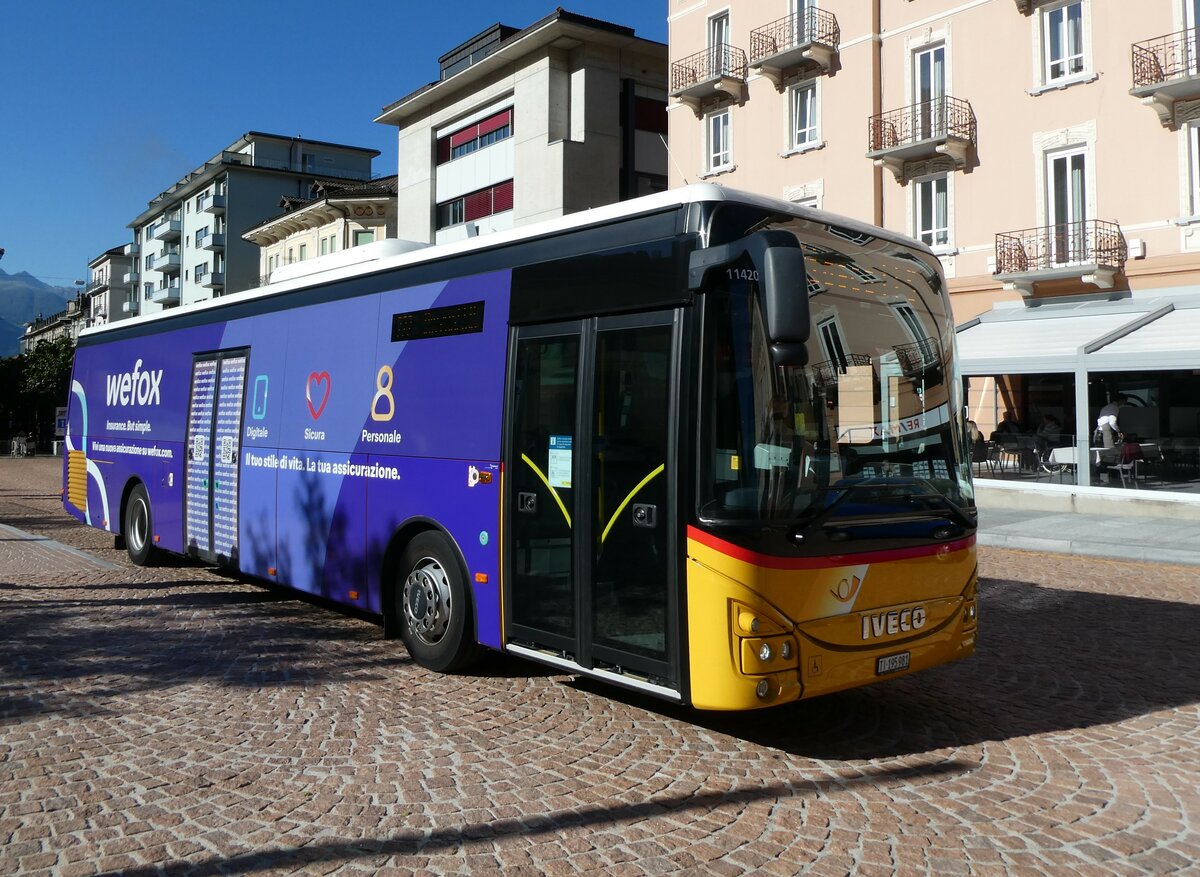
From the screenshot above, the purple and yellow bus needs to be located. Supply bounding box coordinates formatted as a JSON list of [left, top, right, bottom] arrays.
[[63, 185, 977, 710]]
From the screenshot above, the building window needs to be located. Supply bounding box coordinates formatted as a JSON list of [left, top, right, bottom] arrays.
[[195, 264, 208, 280], [892, 303, 927, 341], [328, 235, 337, 253], [789, 80, 818, 150], [437, 109, 514, 164], [817, 315, 850, 371], [1188, 124, 1200, 217], [435, 179, 514, 230], [195, 227, 209, 247], [1042, 1, 1085, 83], [144, 282, 154, 300], [354, 230, 375, 247], [706, 108, 731, 173], [914, 175, 949, 249], [1047, 147, 1087, 262], [299, 244, 307, 261], [320, 237, 328, 256]]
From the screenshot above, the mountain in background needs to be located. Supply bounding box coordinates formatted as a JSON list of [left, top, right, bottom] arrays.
[[0, 269, 77, 357]]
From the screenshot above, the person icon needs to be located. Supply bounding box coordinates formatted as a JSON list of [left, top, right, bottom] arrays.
[[1096, 395, 1126, 449]]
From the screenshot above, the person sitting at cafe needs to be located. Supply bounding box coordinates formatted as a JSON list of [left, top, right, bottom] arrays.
[[1119, 433, 1144, 465], [990, 409, 1024, 439], [1034, 414, 1062, 461]]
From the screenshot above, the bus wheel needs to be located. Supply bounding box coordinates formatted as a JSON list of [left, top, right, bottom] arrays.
[[124, 484, 159, 567], [396, 531, 477, 672]]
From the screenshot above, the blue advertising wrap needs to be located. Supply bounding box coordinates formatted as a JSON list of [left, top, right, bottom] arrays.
[[64, 271, 512, 648]]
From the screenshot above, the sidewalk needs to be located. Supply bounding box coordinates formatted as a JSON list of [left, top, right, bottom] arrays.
[[977, 506, 1200, 566]]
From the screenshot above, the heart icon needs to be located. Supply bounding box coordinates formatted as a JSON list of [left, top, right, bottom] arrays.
[[306, 371, 330, 420]]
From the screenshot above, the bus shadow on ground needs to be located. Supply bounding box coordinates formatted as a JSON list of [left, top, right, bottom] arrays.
[[89, 758, 976, 877], [0, 581, 409, 722], [569, 575, 1200, 760]]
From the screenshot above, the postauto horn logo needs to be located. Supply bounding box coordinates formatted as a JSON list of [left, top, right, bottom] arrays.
[[105, 359, 164, 407]]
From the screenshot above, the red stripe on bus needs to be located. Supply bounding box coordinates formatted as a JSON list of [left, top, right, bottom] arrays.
[[686, 525, 975, 569]]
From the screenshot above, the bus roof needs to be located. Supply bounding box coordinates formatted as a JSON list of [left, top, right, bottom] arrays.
[[80, 184, 931, 340]]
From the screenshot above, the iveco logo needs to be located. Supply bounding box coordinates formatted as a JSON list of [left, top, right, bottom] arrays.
[[861, 605, 927, 640]]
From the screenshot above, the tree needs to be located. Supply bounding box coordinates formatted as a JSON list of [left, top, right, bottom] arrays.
[[18, 336, 75, 446]]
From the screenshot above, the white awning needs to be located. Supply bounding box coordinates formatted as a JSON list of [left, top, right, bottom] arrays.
[[955, 292, 1200, 375], [956, 306, 1149, 375], [1087, 306, 1200, 370]]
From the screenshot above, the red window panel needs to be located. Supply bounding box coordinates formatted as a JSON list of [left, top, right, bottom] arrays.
[[449, 127, 478, 148], [477, 109, 512, 137], [436, 136, 451, 164], [634, 97, 668, 135], [463, 188, 493, 222], [492, 179, 514, 213]]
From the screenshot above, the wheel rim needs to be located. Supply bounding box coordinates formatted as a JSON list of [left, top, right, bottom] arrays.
[[403, 556, 452, 646], [128, 498, 148, 553]]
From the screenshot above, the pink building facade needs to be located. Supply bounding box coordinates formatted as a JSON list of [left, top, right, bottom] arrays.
[[669, 0, 1200, 497]]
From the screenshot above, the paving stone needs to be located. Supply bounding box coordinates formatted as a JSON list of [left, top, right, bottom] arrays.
[[1, 457, 1198, 875]]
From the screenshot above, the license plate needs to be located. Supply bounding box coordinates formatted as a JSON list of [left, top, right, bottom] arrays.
[[876, 652, 910, 675]]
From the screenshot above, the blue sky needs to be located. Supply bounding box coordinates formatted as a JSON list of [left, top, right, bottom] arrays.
[[0, 1, 666, 286]]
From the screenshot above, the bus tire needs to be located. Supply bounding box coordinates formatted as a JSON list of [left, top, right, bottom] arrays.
[[123, 483, 159, 567], [396, 531, 478, 673]]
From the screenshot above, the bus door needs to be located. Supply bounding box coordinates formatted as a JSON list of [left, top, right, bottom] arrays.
[[506, 311, 681, 695], [184, 349, 248, 564]]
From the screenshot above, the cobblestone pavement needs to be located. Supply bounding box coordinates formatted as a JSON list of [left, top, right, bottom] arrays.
[[1, 457, 1198, 877]]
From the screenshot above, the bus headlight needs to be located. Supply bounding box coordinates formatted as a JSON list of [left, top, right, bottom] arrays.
[[741, 635, 798, 674]]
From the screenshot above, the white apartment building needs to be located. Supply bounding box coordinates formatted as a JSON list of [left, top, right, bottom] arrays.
[[242, 176, 398, 284], [668, 0, 1200, 497], [375, 9, 669, 245], [85, 245, 132, 327], [127, 132, 379, 315]]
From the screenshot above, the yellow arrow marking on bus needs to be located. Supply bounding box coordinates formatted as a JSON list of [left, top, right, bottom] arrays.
[[520, 453, 572, 528], [601, 464, 665, 545]]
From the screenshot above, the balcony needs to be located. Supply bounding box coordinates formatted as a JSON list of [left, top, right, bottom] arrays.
[[198, 192, 226, 214], [149, 284, 180, 305], [749, 7, 840, 89], [994, 220, 1128, 296], [1131, 29, 1200, 127], [200, 232, 225, 252], [812, 353, 873, 388], [86, 279, 109, 294], [670, 43, 748, 115], [200, 271, 225, 290], [123, 242, 139, 257], [893, 337, 943, 382], [122, 270, 139, 286], [152, 252, 181, 274], [150, 219, 181, 242], [867, 96, 976, 181], [122, 300, 139, 315]]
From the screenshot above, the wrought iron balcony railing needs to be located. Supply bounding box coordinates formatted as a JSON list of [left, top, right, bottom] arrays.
[[670, 43, 747, 95], [811, 354, 873, 387], [750, 8, 840, 78], [868, 96, 976, 153], [1132, 28, 1200, 88], [995, 220, 1126, 295], [1131, 29, 1200, 126], [893, 338, 941, 378]]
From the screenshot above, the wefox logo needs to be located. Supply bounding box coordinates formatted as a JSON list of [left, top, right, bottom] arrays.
[[105, 359, 164, 407]]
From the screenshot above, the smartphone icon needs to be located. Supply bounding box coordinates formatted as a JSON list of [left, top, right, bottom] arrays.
[[252, 375, 269, 420]]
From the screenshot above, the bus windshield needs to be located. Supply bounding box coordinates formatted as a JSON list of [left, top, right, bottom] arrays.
[[699, 220, 973, 530]]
